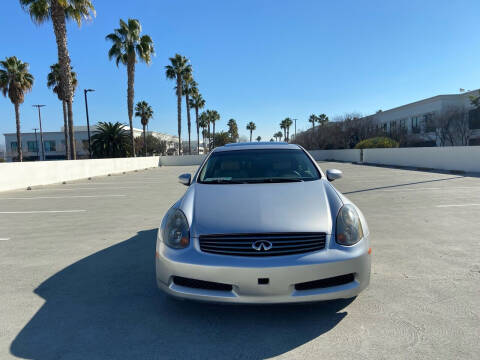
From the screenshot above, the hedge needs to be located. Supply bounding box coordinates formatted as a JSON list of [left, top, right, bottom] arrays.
[[354, 137, 399, 149]]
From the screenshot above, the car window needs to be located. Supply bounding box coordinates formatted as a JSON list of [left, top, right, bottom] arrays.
[[198, 149, 320, 184]]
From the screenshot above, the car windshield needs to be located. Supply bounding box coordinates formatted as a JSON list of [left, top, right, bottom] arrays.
[[198, 149, 320, 184]]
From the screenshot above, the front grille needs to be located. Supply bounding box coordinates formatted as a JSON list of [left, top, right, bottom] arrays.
[[295, 273, 355, 291], [199, 232, 326, 257], [172, 276, 233, 291]]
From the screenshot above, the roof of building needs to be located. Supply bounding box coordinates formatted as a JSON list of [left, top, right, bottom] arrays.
[[362, 89, 479, 119]]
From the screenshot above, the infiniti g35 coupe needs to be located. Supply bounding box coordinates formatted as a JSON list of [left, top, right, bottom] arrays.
[[156, 143, 371, 303]]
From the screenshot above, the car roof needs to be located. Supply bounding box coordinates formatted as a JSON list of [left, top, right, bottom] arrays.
[[213, 142, 301, 152]]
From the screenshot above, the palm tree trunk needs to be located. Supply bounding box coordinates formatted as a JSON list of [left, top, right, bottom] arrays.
[[202, 130, 205, 153], [195, 106, 200, 155], [62, 100, 70, 160], [207, 122, 211, 151], [14, 103, 22, 162], [176, 74, 182, 155], [212, 122, 216, 149], [250, 130, 252, 142], [51, 0, 75, 160], [143, 124, 146, 157], [185, 93, 191, 154], [127, 55, 136, 157], [67, 101, 76, 159]]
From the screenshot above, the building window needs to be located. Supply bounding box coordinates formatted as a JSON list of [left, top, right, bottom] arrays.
[[423, 113, 436, 132], [411, 117, 420, 133], [390, 121, 397, 133], [400, 119, 406, 129], [10, 142, 18, 151], [27, 141, 38, 152], [44, 140, 56, 152], [469, 108, 480, 130], [383, 123, 387, 133]]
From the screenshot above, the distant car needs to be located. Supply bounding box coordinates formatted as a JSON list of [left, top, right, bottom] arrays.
[[156, 143, 371, 303]]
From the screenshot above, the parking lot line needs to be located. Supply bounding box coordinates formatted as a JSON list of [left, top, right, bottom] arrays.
[[436, 203, 480, 208], [0, 195, 126, 200], [0, 210, 87, 214], [0, 238, 10, 241]]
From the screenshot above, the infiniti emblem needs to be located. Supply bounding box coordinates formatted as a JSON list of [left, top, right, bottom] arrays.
[[252, 240, 273, 251]]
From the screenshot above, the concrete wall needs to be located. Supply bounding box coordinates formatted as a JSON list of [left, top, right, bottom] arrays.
[[363, 146, 480, 173], [159, 154, 206, 166], [309, 149, 361, 163], [0, 157, 160, 192]]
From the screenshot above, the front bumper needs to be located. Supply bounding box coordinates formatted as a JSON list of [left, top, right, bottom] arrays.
[[156, 235, 371, 304]]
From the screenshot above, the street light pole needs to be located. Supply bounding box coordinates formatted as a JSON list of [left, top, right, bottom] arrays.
[[33, 128, 39, 160], [293, 118, 297, 140], [33, 105, 46, 161], [84, 89, 95, 159]]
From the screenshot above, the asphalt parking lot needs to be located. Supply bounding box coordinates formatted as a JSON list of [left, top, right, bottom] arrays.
[[0, 162, 479, 359]]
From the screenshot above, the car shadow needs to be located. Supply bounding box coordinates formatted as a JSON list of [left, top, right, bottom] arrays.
[[10, 229, 353, 360], [343, 175, 463, 194]]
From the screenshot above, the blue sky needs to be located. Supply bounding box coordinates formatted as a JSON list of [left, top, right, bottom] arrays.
[[1, 0, 480, 147]]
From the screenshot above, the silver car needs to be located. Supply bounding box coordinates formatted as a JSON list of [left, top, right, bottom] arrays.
[[156, 143, 371, 303]]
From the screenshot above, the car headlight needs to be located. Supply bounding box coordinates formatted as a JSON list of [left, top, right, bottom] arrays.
[[162, 208, 190, 249], [336, 204, 363, 246]]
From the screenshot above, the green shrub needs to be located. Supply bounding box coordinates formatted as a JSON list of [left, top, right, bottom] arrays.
[[354, 137, 399, 149]]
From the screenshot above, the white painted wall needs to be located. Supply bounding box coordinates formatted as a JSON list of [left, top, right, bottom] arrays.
[[309, 149, 361, 163], [0, 157, 160, 192], [159, 154, 206, 166], [363, 146, 480, 173]]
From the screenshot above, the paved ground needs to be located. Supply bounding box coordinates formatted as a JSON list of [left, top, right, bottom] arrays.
[[0, 162, 479, 360]]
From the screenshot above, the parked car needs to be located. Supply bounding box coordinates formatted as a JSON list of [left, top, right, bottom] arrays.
[[156, 142, 371, 303]]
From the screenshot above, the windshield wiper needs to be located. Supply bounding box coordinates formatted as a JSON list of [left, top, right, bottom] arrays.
[[247, 177, 304, 183], [201, 178, 247, 184]]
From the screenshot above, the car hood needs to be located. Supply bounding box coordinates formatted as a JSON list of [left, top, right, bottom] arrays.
[[181, 180, 342, 236]]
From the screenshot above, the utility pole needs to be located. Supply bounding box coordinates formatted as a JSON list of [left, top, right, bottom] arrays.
[[33, 105, 46, 161], [84, 89, 95, 158], [33, 128, 39, 160]]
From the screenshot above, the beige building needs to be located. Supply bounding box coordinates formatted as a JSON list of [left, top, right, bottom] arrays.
[[360, 89, 480, 146]]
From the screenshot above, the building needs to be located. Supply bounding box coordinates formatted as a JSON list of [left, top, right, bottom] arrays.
[[359, 89, 480, 146], [181, 140, 206, 155], [3, 125, 179, 162]]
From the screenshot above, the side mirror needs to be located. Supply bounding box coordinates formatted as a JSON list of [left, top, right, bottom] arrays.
[[326, 169, 343, 182], [178, 173, 191, 186]]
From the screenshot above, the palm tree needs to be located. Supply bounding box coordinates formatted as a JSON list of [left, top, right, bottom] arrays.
[[207, 110, 220, 149], [317, 113, 329, 126], [20, 0, 95, 160], [246, 121, 256, 142], [282, 118, 293, 142], [201, 129, 208, 152], [134, 101, 153, 156], [91, 121, 130, 158], [280, 120, 287, 141], [182, 74, 196, 154], [275, 131, 283, 142], [165, 54, 191, 155], [189, 91, 205, 154], [308, 114, 317, 137], [47, 63, 77, 159], [256, 136, 261, 142], [0, 56, 34, 162], [106, 18, 154, 157], [199, 112, 209, 153], [227, 119, 239, 142]]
